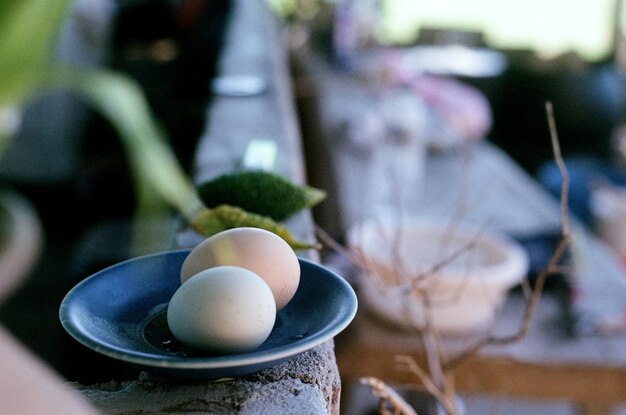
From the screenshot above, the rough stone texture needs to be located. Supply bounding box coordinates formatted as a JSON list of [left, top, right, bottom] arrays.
[[77, 341, 339, 415]]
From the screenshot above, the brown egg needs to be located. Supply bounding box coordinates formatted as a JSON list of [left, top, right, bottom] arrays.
[[180, 227, 300, 310]]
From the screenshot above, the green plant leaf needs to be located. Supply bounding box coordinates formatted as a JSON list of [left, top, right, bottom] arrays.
[[190, 204, 317, 250], [0, 0, 72, 107], [52, 67, 205, 222]]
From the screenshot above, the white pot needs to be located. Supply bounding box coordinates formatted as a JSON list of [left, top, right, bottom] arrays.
[[591, 185, 626, 260], [347, 217, 529, 334]]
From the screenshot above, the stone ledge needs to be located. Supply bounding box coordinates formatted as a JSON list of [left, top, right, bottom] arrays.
[[76, 341, 339, 414]]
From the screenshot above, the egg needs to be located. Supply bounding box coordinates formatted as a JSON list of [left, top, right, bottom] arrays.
[[167, 266, 276, 354], [180, 227, 300, 310]]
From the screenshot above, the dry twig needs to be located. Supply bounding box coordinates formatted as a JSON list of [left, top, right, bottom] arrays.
[[317, 102, 570, 415], [443, 101, 570, 371], [360, 376, 419, 415]]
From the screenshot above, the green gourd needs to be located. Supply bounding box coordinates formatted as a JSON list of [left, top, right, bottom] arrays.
[[197, 170, 326, 221]]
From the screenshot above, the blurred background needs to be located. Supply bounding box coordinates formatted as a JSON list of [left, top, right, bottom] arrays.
[[280, 0, 626, 243], [281, 0, 626, 174]]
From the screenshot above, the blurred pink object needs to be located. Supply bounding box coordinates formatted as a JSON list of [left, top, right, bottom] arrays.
[[410, 74, 492, 144], [381, 49, 493, 149]]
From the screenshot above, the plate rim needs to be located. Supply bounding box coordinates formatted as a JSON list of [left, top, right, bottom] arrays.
[[59, 250, 357, 372]]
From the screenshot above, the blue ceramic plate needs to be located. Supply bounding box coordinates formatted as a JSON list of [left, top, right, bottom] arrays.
[[60, 250, 357, 379]]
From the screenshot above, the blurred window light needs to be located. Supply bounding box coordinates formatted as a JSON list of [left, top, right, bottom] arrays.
[[378, 0, 620, 62]]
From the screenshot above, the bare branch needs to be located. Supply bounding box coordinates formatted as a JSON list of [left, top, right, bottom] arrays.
[[443, 101, 571, 371], [360, 376, 419, 415], [546, 101, 570, 237], [395, 356, 457, 415], [315, 102, 570, 415], [314, 224, 359, 264]]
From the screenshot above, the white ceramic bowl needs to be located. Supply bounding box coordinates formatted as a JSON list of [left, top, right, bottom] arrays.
[[591, 185, 626, 260], [347, 217, 529, 334]]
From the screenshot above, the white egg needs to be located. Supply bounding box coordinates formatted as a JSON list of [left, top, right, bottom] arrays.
[[167, 266, 276, 354], [180, 227, 300, 310]]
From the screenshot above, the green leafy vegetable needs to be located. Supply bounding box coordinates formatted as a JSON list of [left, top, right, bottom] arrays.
[[190, 204, 317, 250], [0, 0, 72, 151], [197, 170, 326, 221]]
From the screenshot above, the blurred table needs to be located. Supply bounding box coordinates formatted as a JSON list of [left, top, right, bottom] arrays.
[[293, 45, 626, 414]]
